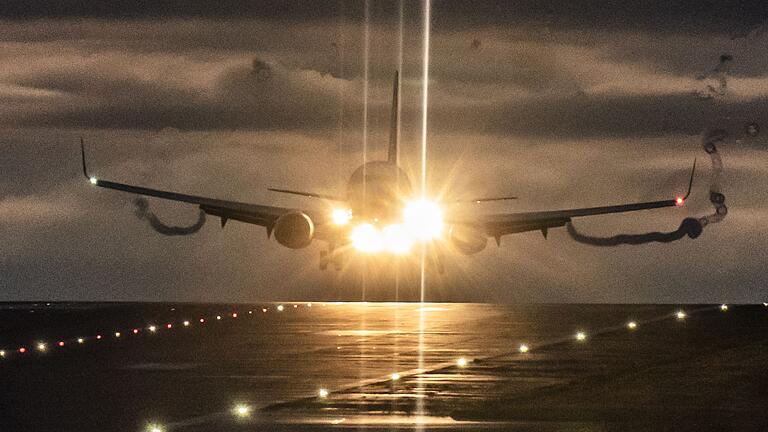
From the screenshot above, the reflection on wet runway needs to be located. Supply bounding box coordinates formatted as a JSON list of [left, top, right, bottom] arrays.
[[1, 303, 767, 431]]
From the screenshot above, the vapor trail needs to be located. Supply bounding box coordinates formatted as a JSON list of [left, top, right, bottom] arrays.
[[133, 197, 206, 236], [567, 129, 727, 246]]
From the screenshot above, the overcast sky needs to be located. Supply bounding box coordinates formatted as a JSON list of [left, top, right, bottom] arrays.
[[1, 1, 767, 302]]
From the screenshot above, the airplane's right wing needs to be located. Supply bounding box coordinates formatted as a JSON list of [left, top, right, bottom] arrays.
[[448, 160, 696, 242]]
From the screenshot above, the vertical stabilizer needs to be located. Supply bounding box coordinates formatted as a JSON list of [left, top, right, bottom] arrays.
[[387, 71, 400, 164]]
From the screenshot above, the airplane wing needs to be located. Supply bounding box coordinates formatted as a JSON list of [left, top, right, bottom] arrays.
[[448, 160, 696, 242], [81, 142, 326, 234]]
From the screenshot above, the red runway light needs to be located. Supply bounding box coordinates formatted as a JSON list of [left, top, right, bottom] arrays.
[[199, 318, 205, 323], [58, 341, 65, 347], [19, 347, 26, 353], [96, 335, 102, 340], [232, 312, 238, 318], [166, 323, 173, 329], [133, 329, 139, 334], [675, 196, 685, 206]]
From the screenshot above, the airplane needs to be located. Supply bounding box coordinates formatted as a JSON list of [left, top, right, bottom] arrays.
[[80, 71, 695, 271]]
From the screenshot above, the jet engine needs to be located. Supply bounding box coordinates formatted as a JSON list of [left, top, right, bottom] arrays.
[[448, 226, 487, 255], [273, 212, 314, 249]]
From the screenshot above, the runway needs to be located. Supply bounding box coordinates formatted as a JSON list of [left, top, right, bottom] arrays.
[[1, 303, 767, 431]]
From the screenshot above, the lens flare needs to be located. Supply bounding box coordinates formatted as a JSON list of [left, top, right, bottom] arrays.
[[382, 224, 413, 254]]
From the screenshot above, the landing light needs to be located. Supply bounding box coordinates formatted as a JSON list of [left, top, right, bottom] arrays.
[[332, 208, 352, 226], [403, 199, 444, 240], [350, 223, 383, 253]]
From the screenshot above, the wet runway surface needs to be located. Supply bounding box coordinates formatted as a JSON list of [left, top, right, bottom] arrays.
[[1, 303, 767, 431]]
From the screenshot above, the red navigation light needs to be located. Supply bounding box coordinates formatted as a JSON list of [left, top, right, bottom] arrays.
[[675, 196, 684, 206]]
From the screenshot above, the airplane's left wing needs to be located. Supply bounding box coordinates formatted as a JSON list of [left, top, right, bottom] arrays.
[[81, 142, 325, 233], [448, 160, 696, 242]]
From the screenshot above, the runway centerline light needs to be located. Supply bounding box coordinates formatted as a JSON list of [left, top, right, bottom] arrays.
[[216, 315, 222, 320], [575, 331, 587, 341], [0, 350, 5, 357], [457, 357, 468, 367], [277, 305, 284, 312], [627, 321, 638, 330], [232, 313, 238, 318], [146, 424, 164, 432], [391, 373, 401, 381], [77, 338, 84, 344], [183, 320, 190, 327], [148, 325, 157, 332], [332, 208, 353, 226], [318, 388, 329, 398], [262, 308, 268, 313], [519, 344, 530, 353], [232, 403, 252, 418], [114, 332, 121, 338], [676, 310, 687, 320], [36, 342, 47, 352], [720, 304, 728, 311]]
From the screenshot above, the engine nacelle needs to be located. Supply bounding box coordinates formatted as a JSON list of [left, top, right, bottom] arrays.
[[273, 212, 314, 249], [448, 226, 487, 255]]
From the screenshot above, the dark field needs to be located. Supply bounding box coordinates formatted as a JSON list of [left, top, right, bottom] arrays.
[[1, 303, 767, 431]]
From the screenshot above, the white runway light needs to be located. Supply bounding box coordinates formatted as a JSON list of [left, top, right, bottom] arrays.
[[456, 357, 468, 367], [318, 388, 329, 398], [627, 321, 638, 330], [391, 373, 401, 381], [277, 305, 284, 312], [183, 320, 190, 327], [720, 304, 728, 311], [519, 344, 530, 353], [575, 331, 587, 341], [0, 350, 5, 358], [676, 310, 687, 320], [146, 424, 164, 432], [77, 338, 84, 344], [36, 342, 47, 352], [148, 325, 157, 332]]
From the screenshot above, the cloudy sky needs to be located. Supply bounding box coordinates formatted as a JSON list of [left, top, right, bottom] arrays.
[[1, 1, 767, 302]]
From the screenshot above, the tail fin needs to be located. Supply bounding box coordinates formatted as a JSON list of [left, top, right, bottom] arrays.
[[387, 70, 400, 164]]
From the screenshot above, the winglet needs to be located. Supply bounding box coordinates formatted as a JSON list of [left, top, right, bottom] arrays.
[[684, 158, 696, 200], [80, 137, 90, 179]]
